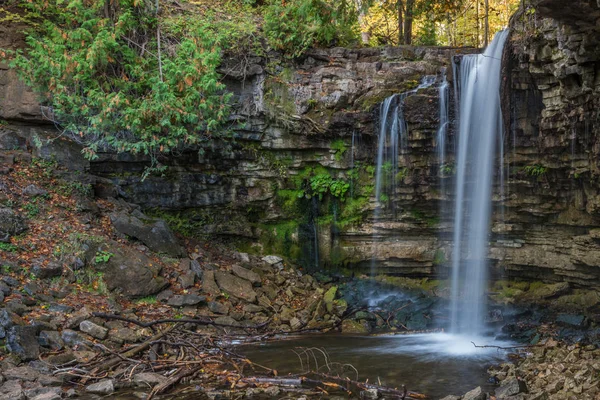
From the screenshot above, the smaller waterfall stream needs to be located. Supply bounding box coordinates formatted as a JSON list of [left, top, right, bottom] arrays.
[[450, 30, 509, 337], [437, 69, 450, 209], [371, 76, 436, 275]]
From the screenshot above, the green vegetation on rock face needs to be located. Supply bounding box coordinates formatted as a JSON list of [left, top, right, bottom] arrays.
[[523, 164, 548, 177], [263, 0, 358, 58], [254, 162, 374, 269], [6, 0, 247, 177], [2, 0, 361, 178]]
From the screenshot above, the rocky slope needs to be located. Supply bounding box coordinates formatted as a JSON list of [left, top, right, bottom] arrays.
[[2, 1, 600, 293]]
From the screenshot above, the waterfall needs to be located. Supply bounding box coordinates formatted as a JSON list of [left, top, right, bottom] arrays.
[[374, 76, 436, 206], [449, 30, 509, 337], [437, 69, 449, 198], [371, 76, 436, 276]]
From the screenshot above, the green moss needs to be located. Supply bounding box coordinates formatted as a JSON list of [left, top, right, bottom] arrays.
[[523, 164, 548, 177], [359, 79, 420, 112], [528, 281, 545, 291], [258, 221, 301, 260], [374, 275, 441, 292], [264, 77, 296, 116], [338, 196, 369, 228], [331, 139, 348, 162], [433, 249, 446, 266], [277, 189, 305, 215], [243, 143, 294, 177], [554, 290, 600, 310], [146, 208, 214, 237]]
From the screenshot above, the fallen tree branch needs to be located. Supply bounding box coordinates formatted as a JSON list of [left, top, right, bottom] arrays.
[[147, 365, 203, 400], [92, 312, 269, 330], [471, 341, 542, 350], [92, 324, 179, 372]]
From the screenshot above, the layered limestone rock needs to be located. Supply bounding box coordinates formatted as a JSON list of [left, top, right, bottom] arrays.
[[497, 0, 600, 286], [3, 1, 600, 287]]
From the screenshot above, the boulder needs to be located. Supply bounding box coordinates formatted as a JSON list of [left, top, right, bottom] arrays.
[[23, 387, 61, 400], [79, 320, 108, 340], [85, 379, 115, 394], [462, 386, 486, 400], [0, 208, 27, 241], [65, 307, 92, 329], [323, 286, 338, 313], [215, 271, 257, 303], [110, 327, 140, 343], [201, 270, 221, 296], [110, 212, 184, 257], [214, 316, 241, 327], [61, 329, 92, 347], [0, 380, 24, 400], [279, 306, 294, 322], [6, 326, 40, 360], [5, 301, 28, 316], [526, 282, 570, 300], [31, 263, 63, 280], [208, 301, 229, 315], [86, 241, 169, 298], [495, 378, 528, 399], [262, 255, 283, 265], [30, 392, 62, 400], [167, 294, 206, 307], [4, 366, 40, 381], [232, 265, 261, 285], [360, 389, 379, 399], [190, 259, 203, 279], [0, 309, 24, 330], [22, 184, 48, 197], [38, 331, 64, 350], [556, 313, 586, 327], [290, 317, 303, 330], [341, 320, 370, 334], [133, 372, 168, 387], [178, 271, 196, 289]]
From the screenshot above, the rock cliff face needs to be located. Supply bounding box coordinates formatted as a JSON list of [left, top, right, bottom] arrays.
[[497, 0, 600, 286], [3, 0, 600, 287]]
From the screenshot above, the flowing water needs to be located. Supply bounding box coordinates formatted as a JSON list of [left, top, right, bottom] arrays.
[[371, 76, 436, 275], [437, 69, 449, 171], [238, 334, 511, 399], [450, 30, 509, 337], [437, 69, 450, 219]]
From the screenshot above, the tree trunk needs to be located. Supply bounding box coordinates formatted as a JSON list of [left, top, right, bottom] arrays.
[[356, 0, 370, 45], [403, 0, 414, 45], [476, 0, 480, 47], [397, 0, 404, 45], [484, 0, 489, 47]]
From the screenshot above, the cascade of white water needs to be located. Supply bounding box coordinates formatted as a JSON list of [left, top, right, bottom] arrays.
[[371, 76, 436, 275], [437, 69, 450, 194], [374, 76, 437, 205], [450, 30, 509, 336]]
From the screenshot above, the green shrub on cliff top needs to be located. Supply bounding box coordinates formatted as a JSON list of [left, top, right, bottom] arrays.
[[5, 0, 252, 177], [264, 0, 358, 58]]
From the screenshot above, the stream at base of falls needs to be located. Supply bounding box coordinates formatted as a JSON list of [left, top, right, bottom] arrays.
[[237, 333, 513, 399]]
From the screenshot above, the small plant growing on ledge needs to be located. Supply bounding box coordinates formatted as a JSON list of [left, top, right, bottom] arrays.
[[523, 164, 548, 177], [331, 139, 348, 162], [440, 163, 455, 176], [94, 250, 114, 264]]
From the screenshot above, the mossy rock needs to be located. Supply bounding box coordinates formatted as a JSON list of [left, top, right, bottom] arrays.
[[521, 282, 571, 301], [374, 275, 441, 293], [552, 290, 600, 311], [323, 286, 338, 313], [341, 319, 370, 334]]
